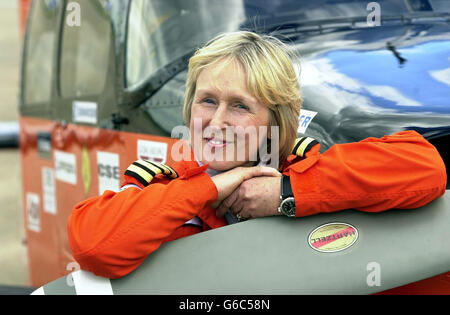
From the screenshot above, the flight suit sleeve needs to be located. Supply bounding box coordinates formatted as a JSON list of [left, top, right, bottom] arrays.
[[67, 164, 218, 279], [286, 130, 447, 217]]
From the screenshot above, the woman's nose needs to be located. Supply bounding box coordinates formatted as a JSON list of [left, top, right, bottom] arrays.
[[209, 103, 229, 129]]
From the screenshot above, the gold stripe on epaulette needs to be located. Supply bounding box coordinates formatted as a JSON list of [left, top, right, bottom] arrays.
[[124, 159, 179, 187], [126, 164, 154, 183], [135, 160, 164, 177], [292, 137, 319, 157], [155, 162, 179, 179]]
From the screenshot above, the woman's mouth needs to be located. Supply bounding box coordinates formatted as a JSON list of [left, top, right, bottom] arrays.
[[204, 137, 232, 148]]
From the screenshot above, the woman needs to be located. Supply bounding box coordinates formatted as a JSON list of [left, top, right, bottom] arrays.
[[68, 31, 447, 279]]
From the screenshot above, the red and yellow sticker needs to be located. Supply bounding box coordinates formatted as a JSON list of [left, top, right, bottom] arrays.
[[308, 223, 358, 253]]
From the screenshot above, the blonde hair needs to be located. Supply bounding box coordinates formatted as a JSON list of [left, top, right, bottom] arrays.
[[183, 31, 302, 168]]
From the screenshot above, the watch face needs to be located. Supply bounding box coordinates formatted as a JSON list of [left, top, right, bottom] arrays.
[[281, 197, 296, 217]]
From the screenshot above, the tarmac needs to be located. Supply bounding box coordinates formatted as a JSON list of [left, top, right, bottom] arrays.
[[0, 0, 30, 288]]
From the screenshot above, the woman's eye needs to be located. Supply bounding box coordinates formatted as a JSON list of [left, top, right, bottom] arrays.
[[234, 103, 250, 111], [202, 98, 216, 105]]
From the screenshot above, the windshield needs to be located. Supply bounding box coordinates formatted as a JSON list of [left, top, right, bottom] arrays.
[[126, 0, 245, 88], [125, 0, 450, 89], [242, 0, 448, 24]]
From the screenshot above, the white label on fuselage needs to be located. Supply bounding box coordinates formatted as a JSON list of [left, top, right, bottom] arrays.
[[97, 151, 120, 195], [54, 150, 77, 185], [298, 109, 318, 134], [73, 101, 97, 124], [26, 192, 40, 232], [42, 167, 56, 214], [137, 140, 168, 164]]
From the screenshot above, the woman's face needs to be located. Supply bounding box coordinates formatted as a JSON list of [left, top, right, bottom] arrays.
[[190, 58, 270, 171]]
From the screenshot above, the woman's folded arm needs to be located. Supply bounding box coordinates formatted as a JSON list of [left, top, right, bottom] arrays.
[[288, 130, 447, 217], [67, 169, 218, 279]]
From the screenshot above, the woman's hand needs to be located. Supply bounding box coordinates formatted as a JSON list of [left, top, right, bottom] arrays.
[[215, 176, 283, 219], [210, 166, 281, 208]]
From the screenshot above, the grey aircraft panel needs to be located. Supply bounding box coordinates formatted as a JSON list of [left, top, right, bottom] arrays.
[[34, 190, 449, 295]]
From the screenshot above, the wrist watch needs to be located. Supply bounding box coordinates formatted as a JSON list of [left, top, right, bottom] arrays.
[[278, 175, 296, 217]]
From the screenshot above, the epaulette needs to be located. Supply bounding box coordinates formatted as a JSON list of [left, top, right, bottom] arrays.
[[124, 159, 179, 187], [292, 136, 319, 157]]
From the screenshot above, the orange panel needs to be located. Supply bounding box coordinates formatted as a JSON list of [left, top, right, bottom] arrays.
[[18, 0, 31, 36], [20, 117, 178, 286], [377, 272, 450, 295]]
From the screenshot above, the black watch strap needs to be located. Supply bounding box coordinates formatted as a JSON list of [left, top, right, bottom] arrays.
[[282, 175, 293, 199]]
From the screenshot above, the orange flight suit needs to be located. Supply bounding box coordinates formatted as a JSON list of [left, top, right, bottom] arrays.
[[67, 130, 447, 279]]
